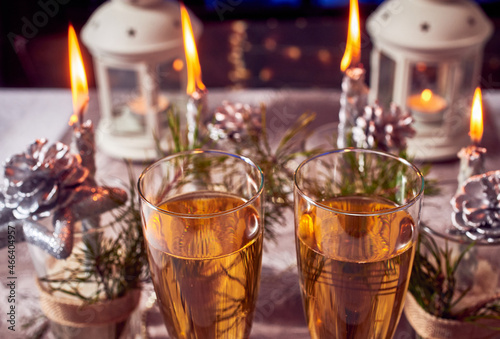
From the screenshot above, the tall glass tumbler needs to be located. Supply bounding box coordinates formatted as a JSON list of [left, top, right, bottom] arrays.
[[294, 149, 424, 339], [138, 150, 264, 339]]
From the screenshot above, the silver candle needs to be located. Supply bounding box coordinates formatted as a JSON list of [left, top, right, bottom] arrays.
[[337, 0, 368, 148], [186, 87, 207, 147], [338, 66, 369, 148], [181, 3, 207, 149], [457, 145, 486, 191], [72, 119, 96, 177], [457, 87, 486, 191]]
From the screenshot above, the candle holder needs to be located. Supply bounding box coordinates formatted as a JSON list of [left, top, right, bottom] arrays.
[[366, 0, 493, 161], [0, 138, 147, 339], [405, 171, 500, 338], [81, 0, 202, 160], [28, 215, 142, 339]]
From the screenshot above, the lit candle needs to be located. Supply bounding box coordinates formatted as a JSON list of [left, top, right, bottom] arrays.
[[68, 24, 95, 177], [338, 0, 369, 148], [407, 89, 448, 123], [181, 4, 207, 148], [68, 23, 101, 248], [0, 25, 127, 260], [457, 87, 486, 190]]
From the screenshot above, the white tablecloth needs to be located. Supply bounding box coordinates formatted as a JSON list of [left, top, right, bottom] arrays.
[[1, 87, 500, 338]]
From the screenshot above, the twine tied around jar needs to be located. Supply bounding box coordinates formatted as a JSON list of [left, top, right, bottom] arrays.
[[36, 278, 141, 328], [404, 293, 500, 339]]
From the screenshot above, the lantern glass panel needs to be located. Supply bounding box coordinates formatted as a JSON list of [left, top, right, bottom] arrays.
[[459, 54, 476, 95], [406, 61, 450, 124], [377, 52, 396, 108], [107, 67, 147, 136], [408, 62, 448, 99], [452, 54, 477, 115], [159, 58, 184, 91]]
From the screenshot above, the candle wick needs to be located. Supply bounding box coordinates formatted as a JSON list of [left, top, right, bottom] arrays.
[[471, 136, 481, 148], [78, 97, 90, 127]]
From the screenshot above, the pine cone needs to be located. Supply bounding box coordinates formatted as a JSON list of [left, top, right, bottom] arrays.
[[207, 101, 262, 143], [0, 139, 89, 220], [352, 103, 415, 153], [451, 170, 500, 241]]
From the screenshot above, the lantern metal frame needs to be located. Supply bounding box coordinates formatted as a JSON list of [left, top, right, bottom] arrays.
[[81, 0, 201, 160], [367, 0, 493, 161]]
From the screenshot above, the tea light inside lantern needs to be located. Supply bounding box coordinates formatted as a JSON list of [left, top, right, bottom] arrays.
[[113, 96, 170, 134], [407, 89, 448, 123]]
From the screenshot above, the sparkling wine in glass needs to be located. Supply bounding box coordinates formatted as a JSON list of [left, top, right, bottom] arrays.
[[294, 149, 424, 339], [138, 150, 264, 339]]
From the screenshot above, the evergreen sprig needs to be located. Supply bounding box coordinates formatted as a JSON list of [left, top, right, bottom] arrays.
[[230, 108, 320, 240], [409, 227, 500, 323], [159, 103, 319, 241], [39, 169, 149, 303]]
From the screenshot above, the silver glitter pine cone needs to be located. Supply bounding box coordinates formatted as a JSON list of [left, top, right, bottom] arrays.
[[352, 102, 415, 153], [0, 139, 89, 220], [207, 101, 262, 143], [451, 170, 500, 241]]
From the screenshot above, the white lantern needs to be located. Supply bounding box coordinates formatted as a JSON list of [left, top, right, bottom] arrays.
[[81, 0, 201, 160], [367, 0, 493, 161]]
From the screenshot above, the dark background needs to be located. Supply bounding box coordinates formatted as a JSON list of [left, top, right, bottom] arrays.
[[1, 0, 499, 90]]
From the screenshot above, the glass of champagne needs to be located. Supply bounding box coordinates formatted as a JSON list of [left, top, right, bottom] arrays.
[[294, 148, 424, 339], [138, 150, 264, 339]]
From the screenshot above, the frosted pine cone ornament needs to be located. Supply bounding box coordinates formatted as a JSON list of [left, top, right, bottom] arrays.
[[0, 139, 88, 220], [451, 170, 500, 242], [207, 101, 262, 143], [352, 103, 415, 153], [0, 138, 127, 258]]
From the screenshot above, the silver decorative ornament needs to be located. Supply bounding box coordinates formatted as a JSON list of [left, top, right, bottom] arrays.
[[1, 139, 88, 219], [352, 102, 415, 153], [337, 67, 369, 148], [0, 139, 127, 258], [206, 101, 262, 143], [451, 170, 500, 242]]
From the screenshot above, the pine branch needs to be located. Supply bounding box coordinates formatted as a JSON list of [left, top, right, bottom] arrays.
[[408, 228, 500, 323], [39, 168, 149, 303]]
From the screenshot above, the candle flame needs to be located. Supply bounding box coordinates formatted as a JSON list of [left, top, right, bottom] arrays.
[[340, 0, 361, 72], [470, 87, 483, 144], [68, 24, 88, 126], [421, 89, 433, 102], [181, 4, 205, 95]]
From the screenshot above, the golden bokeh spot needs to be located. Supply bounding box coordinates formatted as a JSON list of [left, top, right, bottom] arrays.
[[172, 58, 184, 72], [259, 68, 273, 82], [231, 20, 247, 33], [416, 62, 427, 73], [264, 37, 277, 51], [318, 49, 331, 64], [284, 46, 301, 60]]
